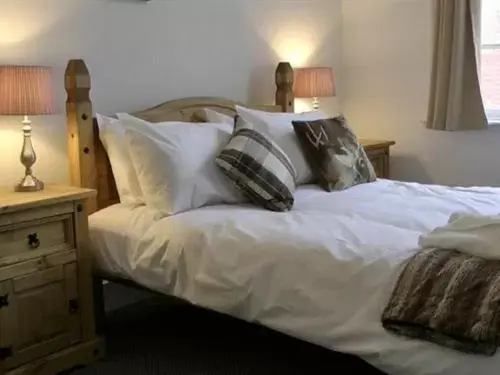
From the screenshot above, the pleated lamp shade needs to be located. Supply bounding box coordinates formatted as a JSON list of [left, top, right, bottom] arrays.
[[0, 65, 56, 116], [294, 67, 336, 98]]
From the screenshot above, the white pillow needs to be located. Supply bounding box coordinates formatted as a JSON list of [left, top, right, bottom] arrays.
[[118, 112, 234, 136], [204, 108, 234, 125], [122, 116, 245, 217], [235, 106, 328, 185], [96, 114, 144, 206]]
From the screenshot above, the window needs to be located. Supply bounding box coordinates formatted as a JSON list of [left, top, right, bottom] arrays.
[[480, 0, 500, 123]]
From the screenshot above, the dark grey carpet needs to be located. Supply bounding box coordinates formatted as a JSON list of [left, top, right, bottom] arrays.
[[72, 295, 386, 375]]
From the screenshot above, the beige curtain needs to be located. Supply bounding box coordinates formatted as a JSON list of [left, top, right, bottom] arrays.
[[427, 0, 488, 131]]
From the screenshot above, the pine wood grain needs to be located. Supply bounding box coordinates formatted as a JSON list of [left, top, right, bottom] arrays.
[[0, 215, 72, 260], [360, 139, 396, 150], [0, 186, 95, 215], [0, 188, 101, 373], [73, 199, 97, 342], [65, 59, 98, 214], [360, 139, 395, 179], [275, 62, 295, 113]]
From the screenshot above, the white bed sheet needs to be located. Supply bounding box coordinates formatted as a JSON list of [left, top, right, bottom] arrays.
[[89, 179, 500, 375]]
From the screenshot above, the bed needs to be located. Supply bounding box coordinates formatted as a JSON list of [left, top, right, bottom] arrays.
[[65, 59, 500, 375]]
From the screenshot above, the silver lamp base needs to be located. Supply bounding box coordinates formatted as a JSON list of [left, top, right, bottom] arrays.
[[312, 97, 320, 110], [15, 116, 44, 193], [15, 174, 44, 192]]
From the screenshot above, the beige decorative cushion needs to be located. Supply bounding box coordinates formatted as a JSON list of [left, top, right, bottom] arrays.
[[292, 116, 376, 191]]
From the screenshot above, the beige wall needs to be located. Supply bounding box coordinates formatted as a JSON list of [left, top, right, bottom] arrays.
[[341, 0, 500, 186], [0, 0, 342, 187]]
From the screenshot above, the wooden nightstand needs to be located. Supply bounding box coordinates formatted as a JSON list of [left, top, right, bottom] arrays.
[[360, 139, 395, 179], [0, 185, 103, 375]]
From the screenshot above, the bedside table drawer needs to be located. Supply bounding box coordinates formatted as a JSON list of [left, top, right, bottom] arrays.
[[0, 215, 74, 260]]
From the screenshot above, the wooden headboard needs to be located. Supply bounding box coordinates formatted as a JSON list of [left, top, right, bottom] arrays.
[[65, 60, 295, 214]]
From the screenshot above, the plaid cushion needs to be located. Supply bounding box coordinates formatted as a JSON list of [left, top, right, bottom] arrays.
[[215, 116, 297, 212]]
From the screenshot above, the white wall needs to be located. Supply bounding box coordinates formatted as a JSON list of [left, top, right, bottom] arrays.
[[0, 0, 342, 187], [342, 0, 500, 186]]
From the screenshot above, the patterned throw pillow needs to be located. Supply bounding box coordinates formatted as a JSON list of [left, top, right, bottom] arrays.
[[215, 116, 297, 211], [292, 116, 376, 191]]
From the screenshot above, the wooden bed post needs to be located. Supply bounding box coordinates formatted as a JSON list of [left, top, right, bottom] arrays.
[[275, 62, 294, 113], [65, 59, 97, 213]]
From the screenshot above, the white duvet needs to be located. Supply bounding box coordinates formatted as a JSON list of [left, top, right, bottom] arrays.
[[89, 179, 500, 375]]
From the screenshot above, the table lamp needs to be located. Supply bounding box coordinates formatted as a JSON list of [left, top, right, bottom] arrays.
[[0, 65, 56, 192], [294, 67, 336, 110]]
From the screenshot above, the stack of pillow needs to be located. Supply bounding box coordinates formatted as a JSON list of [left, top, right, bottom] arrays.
[[96, 106, 376, 217]]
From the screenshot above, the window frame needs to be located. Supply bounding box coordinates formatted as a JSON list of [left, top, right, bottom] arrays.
[[480, 2, 500, 124], [480, 43, 500, 124], [480, 45, 500, 124]]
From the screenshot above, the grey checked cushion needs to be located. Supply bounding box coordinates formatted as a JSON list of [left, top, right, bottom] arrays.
[[215, 116, 297, 212]]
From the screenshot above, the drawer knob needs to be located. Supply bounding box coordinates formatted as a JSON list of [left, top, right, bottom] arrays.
[[27, 233, 40, 249]]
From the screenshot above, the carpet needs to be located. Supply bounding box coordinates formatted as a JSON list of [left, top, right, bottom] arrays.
[[72, 296, 386, 375]]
